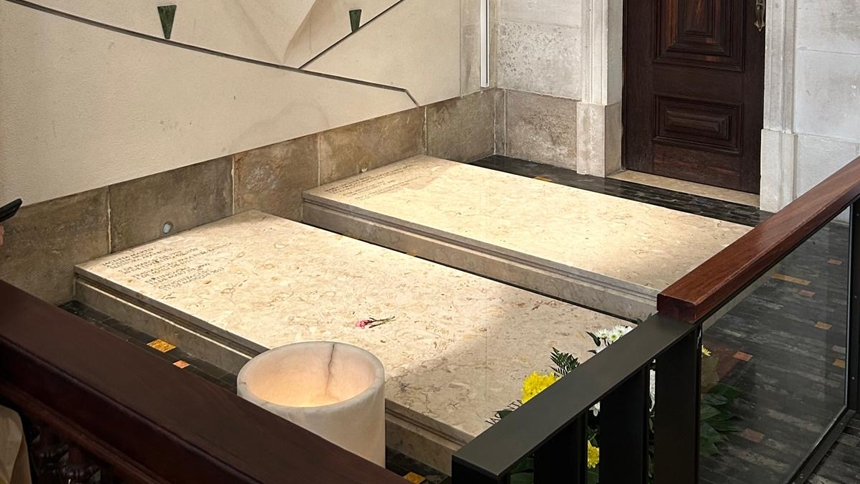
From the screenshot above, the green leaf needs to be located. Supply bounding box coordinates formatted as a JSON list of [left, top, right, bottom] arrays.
[[587, 332, 602, 347], [550, 348, 580, 376], [700, 404, 720, 421], [709, 383, 743, 401], [509, 457, 534, 475], [495, 409, 514, 420], [700, 440, 721, 456], [702, 393, 728, 406], [700, 422, 722, 440], [510, 472, 535, 484]]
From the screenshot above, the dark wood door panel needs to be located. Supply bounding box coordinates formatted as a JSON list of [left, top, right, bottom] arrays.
[[624, 0, 764, 194], [654, 95, 743, 155], [653, 144, 742, 190], [657, 0, 745, 71]]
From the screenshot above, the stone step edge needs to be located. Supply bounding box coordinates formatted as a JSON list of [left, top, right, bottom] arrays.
[[302, 199, 657, 321]]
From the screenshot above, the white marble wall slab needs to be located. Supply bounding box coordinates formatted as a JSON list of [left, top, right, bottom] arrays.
[[796, 0, 860, 56], [497, 0, 582, 99], [304, 157, 752, 319], [304, 0, 461, 106], [76, 211, 623, 467], [796, 134, 860, 196], [794, 50, 860, 143]]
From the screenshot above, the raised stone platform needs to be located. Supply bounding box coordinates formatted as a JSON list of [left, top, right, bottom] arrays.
[[303, 156, 752, 319], [74, 211, 624, 472]]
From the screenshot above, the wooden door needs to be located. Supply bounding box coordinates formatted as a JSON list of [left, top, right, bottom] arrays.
[[624, 0, 765, 193]]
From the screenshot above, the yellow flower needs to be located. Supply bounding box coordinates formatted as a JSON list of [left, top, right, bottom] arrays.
[[587, 442, 600, 469], [522, 372, 558, 403], [702, 347, 712, 357]]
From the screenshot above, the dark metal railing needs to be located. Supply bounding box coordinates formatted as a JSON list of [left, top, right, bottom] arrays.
[[452, 156, 860, 484], [453, 313, 702, 484]]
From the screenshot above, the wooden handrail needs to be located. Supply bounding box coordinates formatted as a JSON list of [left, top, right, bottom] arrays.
[[658, 155, 860, 322], [0, 280, 404, 484]]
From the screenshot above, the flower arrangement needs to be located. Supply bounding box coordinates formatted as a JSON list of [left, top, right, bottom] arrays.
[[355, 316, 395, 329], [494, 325, 740, 484]]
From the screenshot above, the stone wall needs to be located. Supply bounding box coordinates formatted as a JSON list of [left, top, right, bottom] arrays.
[[783, 0, 860, 205], [490, 1, 583, 170], [0, 90, 497, 305]]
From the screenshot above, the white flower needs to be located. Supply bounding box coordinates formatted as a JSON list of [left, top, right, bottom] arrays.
[[591, 402, 600, 416], [604, 326, 633, 345], [649, 369, 657, 411]]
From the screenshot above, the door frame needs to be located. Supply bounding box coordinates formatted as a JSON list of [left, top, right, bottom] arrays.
[[578, 0, 798, 211]]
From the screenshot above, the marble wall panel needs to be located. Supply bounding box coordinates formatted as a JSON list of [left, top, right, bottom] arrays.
[[501, 0, 580, 27], [505, 90, 578, 169], [319, 108, 425, 184], [796, 0, 860, 56], [0, 189, 109, 304], [497, 21, 581, 100], [234, 135, 319, 221], [796, 134, 860, 196], [794, 50, 860, 143], [494, 89, 507, 154], [109, 157, 233, 252], [427, 90, 495, 162]]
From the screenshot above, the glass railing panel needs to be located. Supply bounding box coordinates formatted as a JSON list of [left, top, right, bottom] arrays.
[[699, 208, 851, 484]]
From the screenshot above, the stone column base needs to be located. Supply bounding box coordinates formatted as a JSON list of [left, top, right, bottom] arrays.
[[576, 102, 622, 177]]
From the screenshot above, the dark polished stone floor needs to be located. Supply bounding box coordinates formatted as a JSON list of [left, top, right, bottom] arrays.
[[809, 416, 860, 483], [697, 220, 851, 484]]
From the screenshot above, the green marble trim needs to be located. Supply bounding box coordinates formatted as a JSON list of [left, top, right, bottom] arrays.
[[157, 5, 176, 40]]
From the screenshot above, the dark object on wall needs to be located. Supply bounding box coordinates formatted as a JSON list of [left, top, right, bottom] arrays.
[[157, 5, 177, 40], [349, 9, 362, 33], [0, 199, 22, 223]]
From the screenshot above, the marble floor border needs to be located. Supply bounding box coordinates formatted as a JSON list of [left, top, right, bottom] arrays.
[[470, 156, 769, 227], [609, 170, 761, 207]]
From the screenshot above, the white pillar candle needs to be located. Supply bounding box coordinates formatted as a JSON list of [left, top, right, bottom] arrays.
[[237, 341, 386, 466]]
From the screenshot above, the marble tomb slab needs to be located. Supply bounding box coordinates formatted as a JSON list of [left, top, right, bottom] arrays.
[[303, 156, 753, 319], [75, 211, 624, 472]]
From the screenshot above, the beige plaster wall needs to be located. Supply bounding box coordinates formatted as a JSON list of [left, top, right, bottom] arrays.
[[0, 0, 464, 206]]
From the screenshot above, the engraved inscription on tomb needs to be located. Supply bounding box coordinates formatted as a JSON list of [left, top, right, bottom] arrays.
[[324, 165, 425, 201], [101, 243, 231, 290]]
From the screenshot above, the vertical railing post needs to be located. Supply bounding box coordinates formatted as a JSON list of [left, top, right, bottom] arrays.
[[654, 327, 702, 484], [451, 464, 509, 484], [534, 414, 587, 484], [600, 367, 650, 484], [848, 201, 860, 411]]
